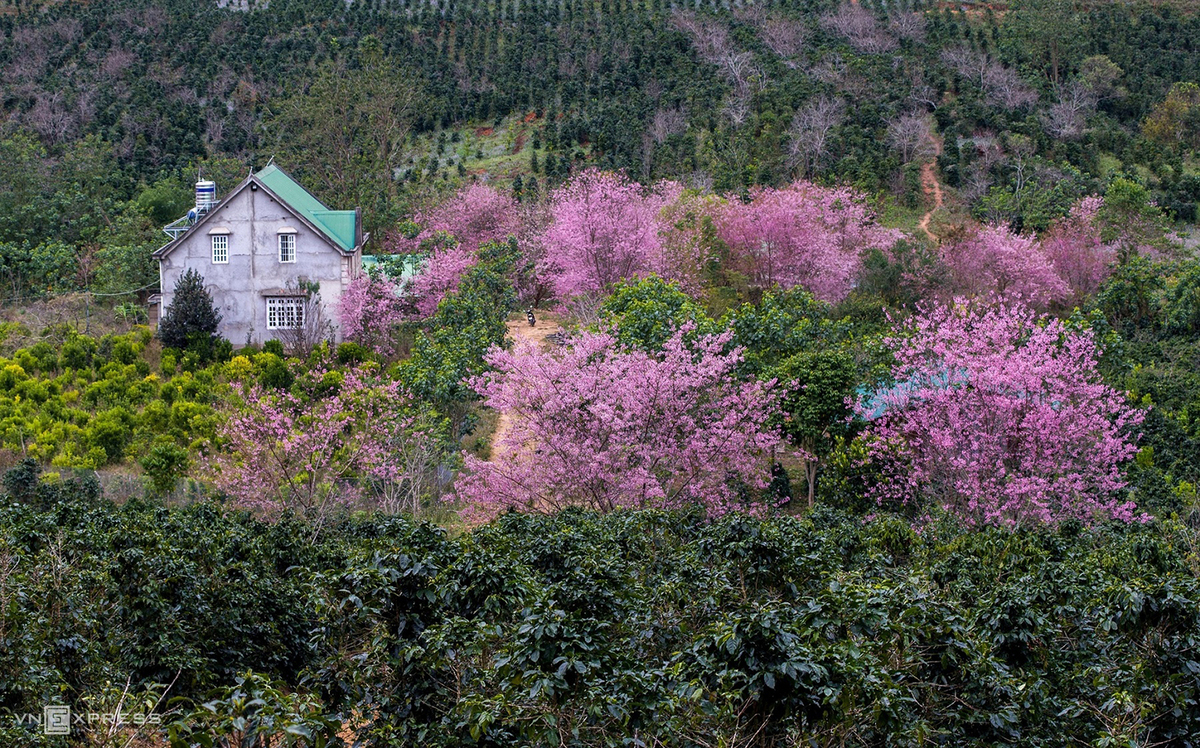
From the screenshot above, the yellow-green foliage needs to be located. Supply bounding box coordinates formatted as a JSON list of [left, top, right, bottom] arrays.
[[0, 327, 221, 469]]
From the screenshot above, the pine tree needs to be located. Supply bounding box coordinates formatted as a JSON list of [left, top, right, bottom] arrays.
[[159, 268, 222, 349]]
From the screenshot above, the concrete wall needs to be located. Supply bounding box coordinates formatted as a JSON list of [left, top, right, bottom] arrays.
[[158, 184, 358, 346]]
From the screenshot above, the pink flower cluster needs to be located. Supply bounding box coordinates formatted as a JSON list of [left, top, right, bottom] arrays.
[[204, 367, 431, 521], [537, 172, 900, 304], [539, 169, 686, 299], [455, 326, 784, 521], [338, 274, 409, 356], [400, 183, 521, 316], [717, 182, 902, 302], [855, 301, 1145, 527], [941, 197, 1118, 308]]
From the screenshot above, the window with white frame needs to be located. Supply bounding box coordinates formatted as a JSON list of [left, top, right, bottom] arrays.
[[266, 297, 305, 329], [278, 233, 296, 263], [211, 235, 228, 264]]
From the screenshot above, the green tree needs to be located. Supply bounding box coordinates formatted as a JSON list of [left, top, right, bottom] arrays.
[[1143, 82, 1200, 151], [140, 440, 189, 496], [266, 40, 425, 235], [1096, 255, 1165, 332], [1164, 261, 1200, 335], [770, 350, 857, 507], [399, 241, 516, 436], [159, 269, 223, 350], [599, 275, 717, 351], [134, 179, 192, 225], [1098, 178, 1173, 262], [1002, 0, 1083, 87]]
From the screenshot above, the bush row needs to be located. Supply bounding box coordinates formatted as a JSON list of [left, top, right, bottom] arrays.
[[2, 467, 1198, 746]]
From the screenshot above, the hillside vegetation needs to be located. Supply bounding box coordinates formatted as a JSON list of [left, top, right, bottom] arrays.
[[4, 0, 1200, 746]]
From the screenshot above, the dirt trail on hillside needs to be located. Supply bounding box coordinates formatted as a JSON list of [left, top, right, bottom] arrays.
[[488, 313, 562, 462], [918, 133, 945, 243]]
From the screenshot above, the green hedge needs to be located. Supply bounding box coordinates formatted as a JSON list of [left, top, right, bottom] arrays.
[[1, 469, 1198, 746]]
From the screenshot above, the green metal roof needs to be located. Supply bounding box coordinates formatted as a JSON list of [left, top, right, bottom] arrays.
[[254, 164, 358, 252]]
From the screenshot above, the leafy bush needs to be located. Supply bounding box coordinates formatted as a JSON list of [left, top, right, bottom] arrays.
[[4, 471, 1200, 746]]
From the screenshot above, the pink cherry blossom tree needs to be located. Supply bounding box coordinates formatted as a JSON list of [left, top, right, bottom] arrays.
[[204, 366, 442, 534], [337, 274, 409, 356], [540, 169, 684, 300], [396, 182, 520, 255], [1041, 196, 1117, 302], [940, 224, 1070, 308], [854, 301, 1145, 527], [398, 183, 520, 316], [409, 245, 479, 317], [455, 326, 784, 521], [716, 181, 901, 302]]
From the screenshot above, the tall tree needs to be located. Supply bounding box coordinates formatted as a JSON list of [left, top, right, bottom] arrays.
[[457, 327, 783, 521], [717, 182, 900, 303], [267, 38, 424, 234]]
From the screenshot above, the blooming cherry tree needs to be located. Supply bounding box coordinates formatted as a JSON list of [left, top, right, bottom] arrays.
[[540, 169, 682, 299], [941, 224, 1070, 308], [399, 183, 520, 316], [855, 302, 1144, 527], [205, 366, 441, 531], [397, 182, 520, 255], [456, 327, 784, 521], [409, 245, 479, 317], [1041, 196, 1117, 302], [337, 274, 409, 356], [717, 182, 901, 302]]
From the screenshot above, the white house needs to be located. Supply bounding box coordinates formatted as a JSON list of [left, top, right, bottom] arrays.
[[151, 164, 367, 346]]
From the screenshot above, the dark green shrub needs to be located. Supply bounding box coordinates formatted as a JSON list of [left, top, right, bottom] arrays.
[[158, 269, 222, 352]]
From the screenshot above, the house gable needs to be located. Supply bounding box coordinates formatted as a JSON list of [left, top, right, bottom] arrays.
[[154, 166, 362, 259]]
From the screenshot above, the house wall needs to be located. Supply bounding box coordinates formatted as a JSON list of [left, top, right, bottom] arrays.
[[158, 185, 356, 346]]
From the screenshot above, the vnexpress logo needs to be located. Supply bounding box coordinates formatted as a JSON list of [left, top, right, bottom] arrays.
[[13, 703, 162, 733], [43, 705, 70, 735]]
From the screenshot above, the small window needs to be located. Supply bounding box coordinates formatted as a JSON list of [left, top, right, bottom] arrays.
[[266, 297, 305, 330], [278, 233, 296, 263], [211, 235, 228, 264]]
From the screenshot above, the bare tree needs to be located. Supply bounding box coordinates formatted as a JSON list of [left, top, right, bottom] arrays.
[[100, 47, 137, 81], [961, 164, 994, 204], [981, 64, 1039, 110], [275, 281, 335, 358], [722, 51, 766, 98], [909, 71, 941, 110], [1042, 81, 1097, 140], [650, 106, 688, 145], [644, 78, 664, 103], [723, 97, 751, 127], [760, 17, 807, 60], [959, 131, 1005, 203], [376, 432, 446, 515], [941, 45, 991, 85], [887, 112, 936, 163], [821, 3, 897, 54], [788, 95, 846, 176], [889, 12, 927, 42], [942, 45, 1038, 111], [671, 10, 735, 66], [26, 90, 77, 144]]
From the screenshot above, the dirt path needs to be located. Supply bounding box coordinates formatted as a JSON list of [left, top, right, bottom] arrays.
[[488, 312, 562, 461], [918, 133, 945, 243]]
